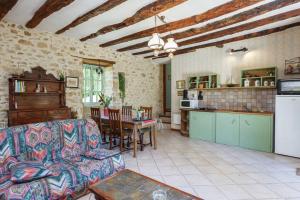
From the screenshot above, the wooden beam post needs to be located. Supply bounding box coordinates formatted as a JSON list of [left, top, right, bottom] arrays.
[[26, 0, 75, 28], [0, 0, 18, 20], [80, 0, 187, 42]]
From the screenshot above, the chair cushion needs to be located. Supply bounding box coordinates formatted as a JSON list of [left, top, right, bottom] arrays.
[[10, 161, 52, 183]]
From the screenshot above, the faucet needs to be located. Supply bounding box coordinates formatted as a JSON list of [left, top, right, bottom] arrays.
[[243, 104, 251, 112]]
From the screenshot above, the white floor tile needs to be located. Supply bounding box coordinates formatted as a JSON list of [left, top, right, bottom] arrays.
[[217, 185, 253, 200], [157, 165, 180, 176], [206, 173, 235, 185], [226, 173, 257, 184], [177, 165, 202, 175], [241, 184, 279, 199], [163, 175, 189, 187], [266, 183, 300, 198], [246, 173, 280, 184], [184, 174, 213, 186], [193, 186, 228, 200]]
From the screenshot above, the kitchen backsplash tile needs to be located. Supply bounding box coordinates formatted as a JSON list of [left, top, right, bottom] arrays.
[[202, 89, 276, 112]]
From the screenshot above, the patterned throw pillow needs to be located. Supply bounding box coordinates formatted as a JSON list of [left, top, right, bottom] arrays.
[[10, 161, 52, 183], [84, 119, 102, 151]]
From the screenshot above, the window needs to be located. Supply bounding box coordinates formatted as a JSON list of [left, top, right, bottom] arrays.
[[82, 64, 103, 104]]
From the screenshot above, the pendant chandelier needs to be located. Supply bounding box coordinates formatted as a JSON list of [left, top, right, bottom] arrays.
[[147, 15, 178, 58]]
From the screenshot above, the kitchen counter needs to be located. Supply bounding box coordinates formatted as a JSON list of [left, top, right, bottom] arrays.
[[180, 108, 273, 116]]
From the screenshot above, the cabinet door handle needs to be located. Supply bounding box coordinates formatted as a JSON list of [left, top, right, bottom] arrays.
[[231, 119, 236, 124], [245, 120, 250, 126]]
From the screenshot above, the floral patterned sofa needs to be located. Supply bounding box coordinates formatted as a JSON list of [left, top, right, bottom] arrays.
[[0, 119, 125, 200]]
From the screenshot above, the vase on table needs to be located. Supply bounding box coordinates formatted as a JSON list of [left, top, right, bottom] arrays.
[[104, 107, 109, 116]]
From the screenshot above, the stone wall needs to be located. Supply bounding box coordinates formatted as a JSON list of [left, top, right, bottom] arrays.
[[0, 20, 162, 126]]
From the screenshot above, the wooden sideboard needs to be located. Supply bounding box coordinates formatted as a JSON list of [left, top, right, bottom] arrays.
[[8, 66, 71, 126]]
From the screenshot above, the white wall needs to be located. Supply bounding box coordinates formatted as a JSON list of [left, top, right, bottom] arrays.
[[171, 26, 300, 128]]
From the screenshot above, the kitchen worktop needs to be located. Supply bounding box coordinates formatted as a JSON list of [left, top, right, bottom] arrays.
[[180, 108, 274, 116]]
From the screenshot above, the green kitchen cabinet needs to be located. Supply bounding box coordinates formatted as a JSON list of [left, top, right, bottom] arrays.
[[216, 113, 240, 146], [239, 114, 273, 152], [189, 111, 216, 142]]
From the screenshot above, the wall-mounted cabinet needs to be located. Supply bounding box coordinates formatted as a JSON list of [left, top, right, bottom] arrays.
[[188, 74, 220, 90], [189, 111, 274, 152], [241, 67, 277, 88]]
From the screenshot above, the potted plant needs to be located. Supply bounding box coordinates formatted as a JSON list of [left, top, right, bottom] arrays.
[[99, 92, 112, 116]]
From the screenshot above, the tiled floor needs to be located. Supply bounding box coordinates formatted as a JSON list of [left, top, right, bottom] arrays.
[[80, 129, 300, 200]]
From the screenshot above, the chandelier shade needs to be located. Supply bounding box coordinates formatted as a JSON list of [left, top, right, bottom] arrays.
[[148, 33, 164, 50], [164, 38, 178, 53]]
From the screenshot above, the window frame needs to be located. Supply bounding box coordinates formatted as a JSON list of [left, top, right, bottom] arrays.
[[82, 64, 103, 106]]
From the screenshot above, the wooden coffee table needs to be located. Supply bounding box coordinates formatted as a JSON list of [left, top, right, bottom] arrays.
[[89, 169, 202, 200]]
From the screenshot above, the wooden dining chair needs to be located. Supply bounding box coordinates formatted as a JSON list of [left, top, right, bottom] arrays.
[[122, 106, 132, 117], [91, 107, 109, 143], [108, 109, 132, 151], [139, 106, 153, 151]]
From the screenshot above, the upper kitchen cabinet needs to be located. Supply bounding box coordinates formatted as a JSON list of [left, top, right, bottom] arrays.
[[188, 74, 220, 90], [189, 111, 216, 142], [241, 67, 277, 88], [239, 114, 273, 152], [216, 113, 240, 146]]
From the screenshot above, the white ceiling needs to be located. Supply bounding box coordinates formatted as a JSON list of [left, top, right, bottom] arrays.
[[3, 0, 300, 62]]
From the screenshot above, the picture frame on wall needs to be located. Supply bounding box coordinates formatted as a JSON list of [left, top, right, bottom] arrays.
[[176, 80, 185, 89], [285, 57, 300, 75], [177, 90, 184, 96], [66, 76, 79, 88]]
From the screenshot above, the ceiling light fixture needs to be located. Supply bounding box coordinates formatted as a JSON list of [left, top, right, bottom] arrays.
[[148, 16, 164, 50], [148, 15, 179, 59], [229, 47, 248, 54]]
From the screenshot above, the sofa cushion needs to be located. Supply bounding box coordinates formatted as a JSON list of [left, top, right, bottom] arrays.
[[58, 120, 85, 159], [46, 160, 85, 199], [0, 156, 18, 174], [0, 173, 13, 199], [23, 123, 54, 164], [10, 161, 52, 183], [6, 178, 50, 200], [83, 148, 120, 160], [68, 156, 115, 185]]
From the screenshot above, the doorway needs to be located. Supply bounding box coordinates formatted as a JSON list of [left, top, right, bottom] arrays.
[[163, 63, 171, 113]]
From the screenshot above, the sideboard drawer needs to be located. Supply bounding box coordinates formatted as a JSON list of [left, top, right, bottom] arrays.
[[17, 111, 47, 124], [47, 109, 71, 120]]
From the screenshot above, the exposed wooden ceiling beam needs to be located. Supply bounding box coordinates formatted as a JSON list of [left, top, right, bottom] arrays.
[[120, 0, 300, 52], [0, 0, 18, 20], [80, 0, 187, 42], [134, 9, 300, 55], [26, 0, 75, 28], [146, 22, 300, 59], [100, 0, 263, 48], [56, 0, 127, 34]]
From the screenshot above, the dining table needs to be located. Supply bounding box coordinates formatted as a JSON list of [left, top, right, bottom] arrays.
[[100, 114, 157, 157]]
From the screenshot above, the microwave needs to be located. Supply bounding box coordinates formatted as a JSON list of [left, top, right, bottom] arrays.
[[278, 79, 300, 95], [180, 100, 199, 109]]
